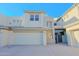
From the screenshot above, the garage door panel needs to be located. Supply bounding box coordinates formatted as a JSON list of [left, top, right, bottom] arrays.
[[14, 32, 43, 45]]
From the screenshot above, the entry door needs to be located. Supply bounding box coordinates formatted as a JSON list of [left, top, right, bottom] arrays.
[[58, 33, 62, 43], [55, 33, 58, 43], [55, 33, 62, 44]]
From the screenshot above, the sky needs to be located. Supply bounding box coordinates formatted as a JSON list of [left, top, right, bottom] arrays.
[[0, 3, 73, 18]]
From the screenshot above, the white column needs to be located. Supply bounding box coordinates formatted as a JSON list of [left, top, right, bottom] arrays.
[[66, 30, 73, 46], [70, 31, 77, 47], [43, 31, 47, 46], [52, 28, 55, 44], [52, 22, 55, 44]]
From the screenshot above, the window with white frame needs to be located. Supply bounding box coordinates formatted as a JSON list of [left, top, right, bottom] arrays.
[[30, 15, 34, 21], [30, 14, 39, 21], [35, 15, 39, 21], [54, 22, 57, 26], [13, 19, 16, 23]]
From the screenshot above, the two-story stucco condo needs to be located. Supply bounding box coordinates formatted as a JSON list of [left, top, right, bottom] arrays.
[[62, 4, 79, 47], [0, 10, 58, 46]]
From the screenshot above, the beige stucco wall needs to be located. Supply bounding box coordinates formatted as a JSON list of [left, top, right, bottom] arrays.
[[62, 4, 79, 47], [66, 23, 79, 31], [46, 30, 53, 44], [74, 31, 79, 43], [23, 12, 46, 27], [63, 5, 79, 22], [66, 23, 79, 47]]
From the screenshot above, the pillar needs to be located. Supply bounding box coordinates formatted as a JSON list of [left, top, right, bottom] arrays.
[[43, 31, 47, 46], [66, 30, 73, 46], [70, 31, 78, 47], [52, 28, 55, 44]]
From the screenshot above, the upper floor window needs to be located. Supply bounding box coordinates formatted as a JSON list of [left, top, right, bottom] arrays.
[[9, 22, 12, 25], [30, 15, 39, 21], [30, 15, 34, 21], [35, 15, 39, 21], [13, 19, 16, 23], [13, 19, 20, 23], [54, 23, 57, 26], [17, 20, 20, 23]]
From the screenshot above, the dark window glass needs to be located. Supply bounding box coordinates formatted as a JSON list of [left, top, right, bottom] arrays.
[[30, 15, 34, 21], [54, 23, 57, 26], [35, 15, 39, 21]]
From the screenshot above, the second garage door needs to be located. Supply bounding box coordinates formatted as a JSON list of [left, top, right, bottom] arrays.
[[14, 31, 43, 45], [74, 31, 79, 43]]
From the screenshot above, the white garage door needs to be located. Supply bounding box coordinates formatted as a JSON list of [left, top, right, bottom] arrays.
[[14, 32, 43, 45]]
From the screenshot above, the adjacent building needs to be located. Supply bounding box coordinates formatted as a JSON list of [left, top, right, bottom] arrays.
[[62, 4, 79, 47], [54, 17, 67, 45]]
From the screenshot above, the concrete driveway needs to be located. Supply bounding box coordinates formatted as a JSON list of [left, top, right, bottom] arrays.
[[0, 44, 79, 56]]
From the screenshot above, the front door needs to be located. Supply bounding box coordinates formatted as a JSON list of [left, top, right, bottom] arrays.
[[58, 33, 62, 43], [55, 33, 62, 44]]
